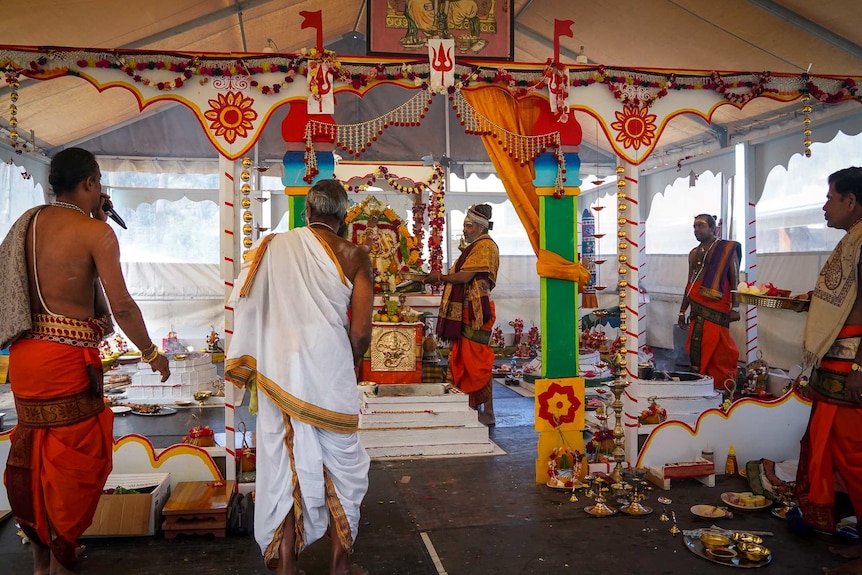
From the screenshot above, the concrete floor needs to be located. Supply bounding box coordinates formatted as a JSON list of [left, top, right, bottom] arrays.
[[0, 354, 857, 574]]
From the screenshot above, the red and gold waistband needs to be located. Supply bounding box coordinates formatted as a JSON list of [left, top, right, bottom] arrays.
[[14, 389, 105, 427], [23, 314, 108, 349]]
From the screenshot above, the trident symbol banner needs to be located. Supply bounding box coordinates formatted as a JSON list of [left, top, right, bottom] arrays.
[[428, 39, 455, 90], [307, 60, 334, 115]]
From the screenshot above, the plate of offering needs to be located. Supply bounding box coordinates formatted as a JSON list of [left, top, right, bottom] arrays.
[[721, 491, 772, 510], [110, 406, 131, 415], [684, 532, 773, 568], [129, 405, 177, 416], [691, 504, 729, 519], [174, 400, 194, 407]]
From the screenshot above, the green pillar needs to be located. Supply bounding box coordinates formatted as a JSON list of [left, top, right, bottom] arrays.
[[533, 150, 581, 378], [538, 194, 579, 378]]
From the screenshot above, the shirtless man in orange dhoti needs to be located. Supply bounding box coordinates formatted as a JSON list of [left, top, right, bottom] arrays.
[[0, 148, 170, 575], [795, 167, 862, 574], [678, 214, 741, 392]]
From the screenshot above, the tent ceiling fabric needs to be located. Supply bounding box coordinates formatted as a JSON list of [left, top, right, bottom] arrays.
[[1, 0, 861, 169]]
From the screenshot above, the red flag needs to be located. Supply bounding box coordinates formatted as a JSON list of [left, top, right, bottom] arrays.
[[300, 10, 324, 51], [554, 19, 575, 64]]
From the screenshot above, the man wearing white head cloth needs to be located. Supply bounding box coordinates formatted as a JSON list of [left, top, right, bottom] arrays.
[[226, 179, 374, 575], [426, 203, 500, 425]]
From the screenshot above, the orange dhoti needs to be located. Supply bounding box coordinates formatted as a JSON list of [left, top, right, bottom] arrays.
[[686, 281, 739, 390], [4, 338, 114, 570], [796, 325, 862, 532], [447, 301, 496, 409]]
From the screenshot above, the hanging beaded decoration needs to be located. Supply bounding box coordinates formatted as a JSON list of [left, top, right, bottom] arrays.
[[6, 72, 20, 151], [616, 165, 628, 348], [801, 93, 812, 158], [240, 158, 253, 251]]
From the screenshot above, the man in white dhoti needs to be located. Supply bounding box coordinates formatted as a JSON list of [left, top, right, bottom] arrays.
[[225, 179, 374, 575]]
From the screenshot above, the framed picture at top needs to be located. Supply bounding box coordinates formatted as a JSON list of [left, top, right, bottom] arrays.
[[367, 0, 515, 61]]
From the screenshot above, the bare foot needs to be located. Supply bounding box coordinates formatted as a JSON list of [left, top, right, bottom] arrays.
[[32, 544, 50, 575], [478, 412, 496, 426], [832, 545, 862, 560]]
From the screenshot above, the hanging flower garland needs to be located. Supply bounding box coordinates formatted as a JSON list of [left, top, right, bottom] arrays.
[[411, 201, 426, 257], [0, 46, 854, 110], [599, 67, 674, 108], [427, 178, 445, 277], [802, 73, 858, 103], [709, 71, 776, 106]]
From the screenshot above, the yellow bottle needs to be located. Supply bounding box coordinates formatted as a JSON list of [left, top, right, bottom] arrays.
[[724, 444, 739, 477]]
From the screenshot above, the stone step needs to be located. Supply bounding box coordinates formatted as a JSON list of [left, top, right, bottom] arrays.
[[359, 422, 489, 449], [360, 410, 479, 427], [361, 395, 473, 413], [364, 440, 497, 459]]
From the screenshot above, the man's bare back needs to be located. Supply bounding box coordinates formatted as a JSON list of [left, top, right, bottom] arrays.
[[26, 207, 109, 319]]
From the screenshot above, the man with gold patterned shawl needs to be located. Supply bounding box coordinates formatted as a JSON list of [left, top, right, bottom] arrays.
[[795, 167, 862, 551], [427, 204, 499, 425], [678, 214, 741, 391]]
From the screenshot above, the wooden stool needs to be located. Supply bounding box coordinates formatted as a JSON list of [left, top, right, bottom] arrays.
[[162, 480, 234, 539]]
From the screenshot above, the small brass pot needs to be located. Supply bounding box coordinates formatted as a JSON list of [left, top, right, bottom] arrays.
[[731, 532, 763, 545], [700, 532, 731, 551]]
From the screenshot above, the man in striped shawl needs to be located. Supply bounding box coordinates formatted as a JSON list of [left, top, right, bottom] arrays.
[[427, 204, 500, 425]]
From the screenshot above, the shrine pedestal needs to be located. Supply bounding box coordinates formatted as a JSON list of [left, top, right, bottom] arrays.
[[360, 322, 423, 384], [358, 383, 496, 458]]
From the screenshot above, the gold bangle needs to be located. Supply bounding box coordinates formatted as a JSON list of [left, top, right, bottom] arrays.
[[141, 346, 160, 363]]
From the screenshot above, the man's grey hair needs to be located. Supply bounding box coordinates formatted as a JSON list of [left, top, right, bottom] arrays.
[[306, 179, 349, 219]]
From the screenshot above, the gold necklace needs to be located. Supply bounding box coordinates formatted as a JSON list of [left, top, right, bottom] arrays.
[[687, 239, 719, 293], [52, 201, 87, 217]]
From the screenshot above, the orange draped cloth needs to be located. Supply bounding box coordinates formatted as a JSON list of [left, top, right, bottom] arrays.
[[686, 279, 739, 390], [796, 325, 862, 533], [4, 338, 113, 570], [447, 301, 496, 408]]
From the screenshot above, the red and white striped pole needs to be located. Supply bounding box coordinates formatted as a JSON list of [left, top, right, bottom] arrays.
[[220, 155, 239, 483]]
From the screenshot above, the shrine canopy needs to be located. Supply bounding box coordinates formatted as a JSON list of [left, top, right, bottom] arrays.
[[1, 0, 861, 180]]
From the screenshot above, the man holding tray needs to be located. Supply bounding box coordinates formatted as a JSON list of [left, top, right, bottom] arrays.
[[796, 167, 862, 563], [678, 214, 742, 391]]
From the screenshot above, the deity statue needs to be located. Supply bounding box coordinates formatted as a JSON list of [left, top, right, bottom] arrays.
[[345, 195, 426, 293], [362, 215, 399, 291]]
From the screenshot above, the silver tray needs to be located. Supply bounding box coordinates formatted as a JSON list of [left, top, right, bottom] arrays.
[[683, 535, 772, 568], [131, 407, 177, 416]]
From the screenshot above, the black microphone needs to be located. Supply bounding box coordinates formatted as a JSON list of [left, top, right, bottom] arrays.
[[102, 200, 127, 229]]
